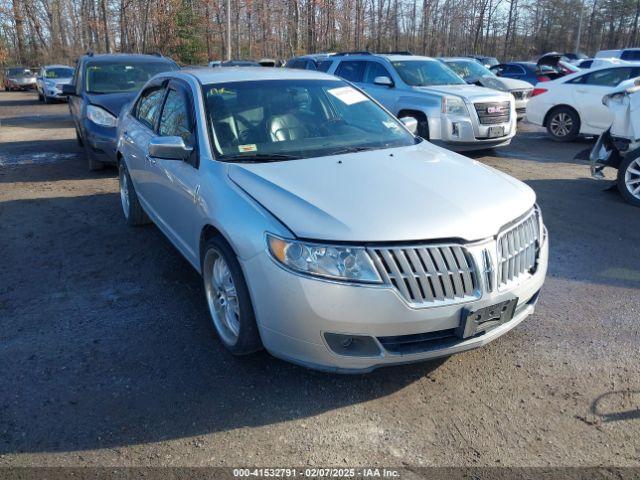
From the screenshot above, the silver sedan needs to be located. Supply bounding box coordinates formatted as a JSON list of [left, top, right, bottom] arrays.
[[116, 67, 548, 372]]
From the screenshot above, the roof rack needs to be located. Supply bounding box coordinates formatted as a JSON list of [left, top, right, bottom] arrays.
[[333, 51, 372, 56], [381, 51, 414, 55]]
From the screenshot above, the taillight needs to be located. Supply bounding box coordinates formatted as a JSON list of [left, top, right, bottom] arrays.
[[537, 76, 551, 82], [532, 88, 548, 97]]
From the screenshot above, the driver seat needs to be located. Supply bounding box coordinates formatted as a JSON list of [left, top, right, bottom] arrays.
[[266, 93, 309, 141]]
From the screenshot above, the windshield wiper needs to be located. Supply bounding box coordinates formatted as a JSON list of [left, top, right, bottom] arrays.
[[330, 146, 378, 155], [220, 153, 301, 163]]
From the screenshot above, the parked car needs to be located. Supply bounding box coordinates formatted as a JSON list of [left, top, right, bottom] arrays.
[[36, 64, 74, 103], [285, 54, 335, 72], [466, 55, 500, 68], [116, 67, 548, 372], [62, 52, 179, 170], [595, 48, 640, 63], [526, 64, 640, 141], [3, 67, 37, 91], [440, 57, 533, 120], [563, 52, 589, 64], [490, 62, 556, 85], [576, 59, 594, 69], [219, 60, 261, 67], [588, 79, 640, 206], [322, 52, 517, 151], [209, 61, 222, 67], [537, 53, 582, 79]]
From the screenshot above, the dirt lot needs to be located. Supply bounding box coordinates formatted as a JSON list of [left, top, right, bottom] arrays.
[[1, 90, 639, 468]]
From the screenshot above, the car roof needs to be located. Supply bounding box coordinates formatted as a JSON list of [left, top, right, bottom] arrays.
[[440, 57, 475, 62], [177, 67, 339, 84], [82, 53, 175, 63], [43, 64, 73, 69]]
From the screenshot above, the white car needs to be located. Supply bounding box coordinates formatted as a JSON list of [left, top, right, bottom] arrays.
[[36, 65, 74, 103], [526, 64, 640, 141]]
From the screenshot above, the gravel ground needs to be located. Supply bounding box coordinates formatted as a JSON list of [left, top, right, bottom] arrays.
[[0, 91, 639, 468]]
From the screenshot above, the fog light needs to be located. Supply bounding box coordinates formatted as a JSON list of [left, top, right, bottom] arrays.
[[324, 333, 381, 357]]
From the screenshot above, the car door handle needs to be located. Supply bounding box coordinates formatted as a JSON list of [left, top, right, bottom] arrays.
[[576, 89, 588, 94]]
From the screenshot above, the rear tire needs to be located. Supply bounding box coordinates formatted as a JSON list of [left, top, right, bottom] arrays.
[[617, 155, 640, 207], [118, 161, 149, 225], [202, 236, 262, 355], [546, 107, 580, 142]]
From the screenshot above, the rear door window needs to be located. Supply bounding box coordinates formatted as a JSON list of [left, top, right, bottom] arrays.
[[582, 68, 634, 86], [316, 60, 333, 72], [335, 61, 366, 82]]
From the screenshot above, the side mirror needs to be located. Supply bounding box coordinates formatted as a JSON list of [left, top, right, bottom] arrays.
[[62, 84, 76, 96], [374, 76, 394, 87], [399, 116, 418, 134], [148, 136, 193, 160]]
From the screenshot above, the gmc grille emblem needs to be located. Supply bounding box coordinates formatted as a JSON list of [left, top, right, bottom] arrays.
[[487, 106, 505, 114]]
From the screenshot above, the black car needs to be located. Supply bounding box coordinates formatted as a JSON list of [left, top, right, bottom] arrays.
[[63, 52, 179, 170], [284, 54, 335, 72]]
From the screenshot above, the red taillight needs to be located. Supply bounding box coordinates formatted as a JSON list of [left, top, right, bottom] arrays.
[[532, 88, 548, 97], [537, 76, 551, 82]]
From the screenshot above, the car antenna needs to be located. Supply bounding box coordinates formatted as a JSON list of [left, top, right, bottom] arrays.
[[86, 48, 94, 57]]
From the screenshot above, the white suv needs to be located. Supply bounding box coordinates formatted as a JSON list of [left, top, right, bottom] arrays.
[[321, 52, 517, 151]]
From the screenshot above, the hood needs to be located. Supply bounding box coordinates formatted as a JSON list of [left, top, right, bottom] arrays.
[[478, 75, 532, 92], [228, 142, 535, 243], [86, 92, 137, 117], [413, 83, 511, 102]]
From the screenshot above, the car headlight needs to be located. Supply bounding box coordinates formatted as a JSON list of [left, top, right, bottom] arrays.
[[87, 105, 117, 127], [441, 96, 468, 116], [267, 234, 382, 284]]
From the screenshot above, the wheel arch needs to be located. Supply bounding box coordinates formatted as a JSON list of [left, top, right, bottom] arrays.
[[543, 104, 580, 128]]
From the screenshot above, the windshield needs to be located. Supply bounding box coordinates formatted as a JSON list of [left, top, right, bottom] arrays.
[[85, 61, 178, 94], [445, 60, 495, 81], [44, 67, 74, 79], [203, 79, 416, 161], [7, 68, 32, 77], [392, 60, 465, 86]]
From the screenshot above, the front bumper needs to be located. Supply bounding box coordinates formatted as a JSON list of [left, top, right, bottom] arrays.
[[242, 233, 548, 373], [428, 109, 517, 151], [82, 119, 118, 164], [44, 84, 69, 99]]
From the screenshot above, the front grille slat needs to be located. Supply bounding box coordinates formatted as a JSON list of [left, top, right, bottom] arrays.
[[369, 244, 479, 306], [474, 101, 511, 126], [496, 209, 541, 288]]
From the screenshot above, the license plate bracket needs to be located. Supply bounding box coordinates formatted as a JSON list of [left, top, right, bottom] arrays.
[[456, 297, 518, 339], [488, 126, 505, 138]]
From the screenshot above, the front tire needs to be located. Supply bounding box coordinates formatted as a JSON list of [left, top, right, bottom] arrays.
[[84, 142, 104, 171], [202, 237, 262, 355], [118, 161, 149, 225], [617, 155, 640, 207], [546, 107, 580, 142]]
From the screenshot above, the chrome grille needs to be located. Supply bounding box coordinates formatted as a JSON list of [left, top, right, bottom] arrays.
[[496, 210, 541, 288], [474, 101, 511, 125], [368, 245, 478, 305]]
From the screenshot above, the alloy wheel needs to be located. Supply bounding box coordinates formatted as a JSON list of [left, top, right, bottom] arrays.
[[204, 249, 241, 346], [549, 112, 573, 137], [625, 157, 640, 200]]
